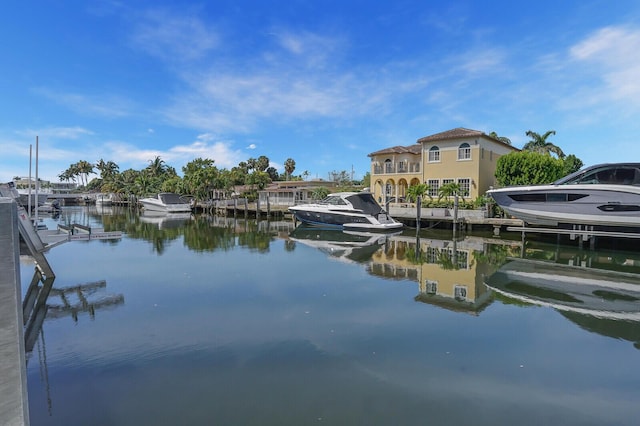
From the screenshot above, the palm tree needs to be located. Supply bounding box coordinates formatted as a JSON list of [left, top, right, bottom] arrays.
[[522, 130, 565, 158], [284, 158, 296, 180], [406, 183, 430, 203], [488, 131, 512, 145], [146, 156, 166, 177], [438, 182, 463, 202]]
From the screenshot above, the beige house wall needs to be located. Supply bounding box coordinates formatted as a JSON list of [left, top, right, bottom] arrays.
[[369, 131, 518, 203]]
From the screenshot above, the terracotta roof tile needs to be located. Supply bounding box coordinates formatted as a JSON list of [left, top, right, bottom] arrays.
[[368, 144, 421, 156], [417, 127, 485, 143]]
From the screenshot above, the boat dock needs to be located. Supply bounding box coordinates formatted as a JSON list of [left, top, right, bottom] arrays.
[[0, 199, 30, 426]]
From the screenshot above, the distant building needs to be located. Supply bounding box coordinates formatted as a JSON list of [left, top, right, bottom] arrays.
[[258, 180, 338, 206], [368, 127, 518, 203]]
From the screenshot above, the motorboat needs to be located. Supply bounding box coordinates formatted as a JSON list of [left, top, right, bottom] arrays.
[[95, 193, 114, 206], [487, 163, 640, 227], [139, 193, 192, 213], [288, 192, 403, 231]]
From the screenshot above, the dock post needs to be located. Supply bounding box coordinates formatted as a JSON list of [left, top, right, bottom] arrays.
[[416, 196, 421, 232], [256, 198, 261, 218], [267, 197, 271, 217], [0, 198, 31, 426]]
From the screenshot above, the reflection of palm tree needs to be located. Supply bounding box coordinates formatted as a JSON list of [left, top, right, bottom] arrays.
[[523, 130, 565, 158]]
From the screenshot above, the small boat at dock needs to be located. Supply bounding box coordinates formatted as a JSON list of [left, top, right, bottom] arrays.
[[139, 193, 192, 213]]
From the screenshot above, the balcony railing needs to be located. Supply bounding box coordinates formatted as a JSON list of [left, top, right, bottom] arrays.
[[373, 163, 420, 174]]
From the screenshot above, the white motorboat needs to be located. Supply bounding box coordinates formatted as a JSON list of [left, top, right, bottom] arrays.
[[288, 192, 403, 231], [95, 193, 114, 206], [487, 163, 640, 227], [139, 193, 192, 213]]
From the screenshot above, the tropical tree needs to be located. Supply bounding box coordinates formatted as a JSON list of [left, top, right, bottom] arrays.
[[284, 158, 296, 180], [182, 158, 219, 202], [495, 151, 565, 186], [406, 183, 430, 203], [562, 154, 584, 176], [522, 130, 565, 158], [438, 181, 463, 202], [146, 156, 167, 177], [489, 131, 512, 145], [75, 160, 95, 187], [256, 155, 270, 172], [311, 187, 330, 200]]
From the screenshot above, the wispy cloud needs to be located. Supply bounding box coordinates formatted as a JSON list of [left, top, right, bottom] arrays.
[[17, 126, 94, 140], [130, 8, 218, 62], [32, 87, 134, 118], [570, 26, 640, 105], [104, 133, 244, 170]]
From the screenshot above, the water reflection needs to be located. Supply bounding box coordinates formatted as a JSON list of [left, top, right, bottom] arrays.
[[24, 210, 640, 424]]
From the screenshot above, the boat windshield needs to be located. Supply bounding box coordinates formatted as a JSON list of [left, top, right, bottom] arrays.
[[345, 193, 384, 215], [556, 165, 640, 186], [319, 195, 349, 206], [158, 193, 186, 204]]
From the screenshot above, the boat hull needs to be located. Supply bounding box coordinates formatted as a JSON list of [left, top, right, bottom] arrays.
[[488, 184, 640, 227], [289, 208, 403, 231]]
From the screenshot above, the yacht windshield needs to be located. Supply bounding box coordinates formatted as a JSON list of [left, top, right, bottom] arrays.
[[556, 164, 640, 185], [159, 193, 186, 204], [345, 193, 384, 215]]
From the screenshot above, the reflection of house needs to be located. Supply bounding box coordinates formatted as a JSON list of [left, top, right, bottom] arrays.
[[368, 128, 518, 203], [368, 234, 497, 315], [258, 180, 338, 206]]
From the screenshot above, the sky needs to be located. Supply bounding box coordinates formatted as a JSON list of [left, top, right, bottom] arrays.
[[2, 0, 640, 184]]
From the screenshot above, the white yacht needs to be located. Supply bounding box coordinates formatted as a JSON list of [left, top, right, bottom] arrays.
[[487, 163, 640, 227], [288, 192, 403, 231], [139, 193, 192, 213], [95, 193, 114, 206]]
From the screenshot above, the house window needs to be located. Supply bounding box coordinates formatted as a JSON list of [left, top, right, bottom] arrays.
[[425, 280, 438, 294], [428, 146, 440, 162], [398, 161, 407, 173], [458, 143, 471, 160], [454, 285, 468, 301], [384, 159, 393, 173], [427, 179, 439, 197], [443, 178, 454, 186], [457, 178, 470, 197]]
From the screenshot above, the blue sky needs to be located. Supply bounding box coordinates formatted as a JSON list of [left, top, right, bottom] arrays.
[[2, 0, 640, 183]]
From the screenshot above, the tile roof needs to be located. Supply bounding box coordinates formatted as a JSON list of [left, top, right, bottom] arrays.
[[368, 144, 421, 156], [417, 127, 485, 143]]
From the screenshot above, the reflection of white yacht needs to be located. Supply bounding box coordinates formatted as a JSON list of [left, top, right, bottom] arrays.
[[139, 193, 192, 213], [140, 210, 193, 229], [486, 259, 640, 321], [487, 163, 640, 227], [289, 225, 396, 264], [289, 192, 403, 231]]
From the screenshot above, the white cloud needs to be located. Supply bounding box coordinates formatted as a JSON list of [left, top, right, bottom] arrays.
[[247, 144, 256, 150], [130, 9, 218, 62], [32, 87, 134, 118], [569, 26, 640, 105]]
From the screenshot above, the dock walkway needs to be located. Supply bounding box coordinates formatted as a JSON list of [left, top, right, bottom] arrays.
[[0, 198, 30, 426]]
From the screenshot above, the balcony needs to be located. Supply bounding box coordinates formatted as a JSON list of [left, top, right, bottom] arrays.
[[373, 162, 420, 175]]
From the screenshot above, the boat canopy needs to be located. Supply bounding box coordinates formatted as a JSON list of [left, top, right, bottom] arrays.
[[345, 193, 385, 215], [158, 193, 187, 205]]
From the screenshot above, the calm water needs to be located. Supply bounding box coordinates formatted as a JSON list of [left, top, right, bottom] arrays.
[[22, 206, 640, 425]]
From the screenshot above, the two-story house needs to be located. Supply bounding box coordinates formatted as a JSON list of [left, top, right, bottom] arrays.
[[368, 127, 518, 203]]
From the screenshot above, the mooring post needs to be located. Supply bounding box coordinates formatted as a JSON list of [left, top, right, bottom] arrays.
[[416, 196, 422, 232]]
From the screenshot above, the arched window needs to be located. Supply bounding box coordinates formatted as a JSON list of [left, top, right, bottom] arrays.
[[384, 159, 393, 173], [428, 146, 440, 162], [458, 143, 471, 160]]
